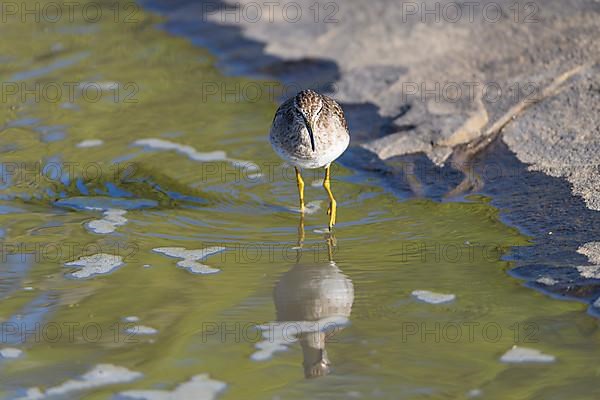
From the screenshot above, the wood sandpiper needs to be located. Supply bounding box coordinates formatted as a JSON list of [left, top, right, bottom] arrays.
[[270, 90, 350, 230]]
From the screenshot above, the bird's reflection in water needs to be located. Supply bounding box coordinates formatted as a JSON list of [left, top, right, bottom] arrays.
[[271, 215, 354, 378]]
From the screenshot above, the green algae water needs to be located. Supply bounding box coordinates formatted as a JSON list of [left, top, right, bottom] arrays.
[[1, 1, 600, 399]]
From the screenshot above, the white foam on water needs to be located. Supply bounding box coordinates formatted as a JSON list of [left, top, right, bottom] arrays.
[[536, 276, 558, 286], [119, 374, 227, 400], [125, 325, 158, 335], [153, 246, 225, 275], [19, 364, 142, 399], [85, 208, 127, 234], [132, 138, 259, 173], [290, 200, 322, 215], [305, 201, 323, 214], [17, 388, 44, 400], [228, 159, 260, 173], [499, 346, 556, 363], [411, 290, 456, 304], [176, 260, 220, 274], [133, 138, 226, 161], [57, 196, 158, 211], [251, 316, 349, 362], [153, 246, 225, 260], [0, 347, 23, 359], [246, 172, 263, 180], [251, 341, 289, 362], [123, 316, 140, 322], [76, 139, 104, 148], [79, 81, 121, 91], [64, 253, 124, 279]]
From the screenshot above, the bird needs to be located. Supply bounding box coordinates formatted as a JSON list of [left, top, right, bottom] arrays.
[[269, 90, 350, 230]]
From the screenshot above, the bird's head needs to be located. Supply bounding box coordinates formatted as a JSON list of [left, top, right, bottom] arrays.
[[294, 90, 323, 151]]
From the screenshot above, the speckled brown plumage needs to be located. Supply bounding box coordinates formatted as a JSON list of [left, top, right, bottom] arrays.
[[270, 90, 350, 169]]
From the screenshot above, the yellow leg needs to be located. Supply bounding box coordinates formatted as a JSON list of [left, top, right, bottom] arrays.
[[295, 213, 305, 264], [297, 213, 305, 248], [323, 165, 337, 230], [326, 233, 336, 262], [295, 167, 305, 212]]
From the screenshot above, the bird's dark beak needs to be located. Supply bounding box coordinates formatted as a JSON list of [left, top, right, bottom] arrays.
[[302, 116, 316, 151], [307, 122, 316, 152]]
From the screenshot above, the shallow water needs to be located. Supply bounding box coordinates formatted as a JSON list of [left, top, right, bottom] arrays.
[[1, 2, 600, 399]]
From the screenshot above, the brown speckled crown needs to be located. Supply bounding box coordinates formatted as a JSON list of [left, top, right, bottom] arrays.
[[293, 89, 323, 118]]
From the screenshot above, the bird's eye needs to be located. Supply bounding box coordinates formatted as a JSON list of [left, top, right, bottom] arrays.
[[315, 103, 324, 117]]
